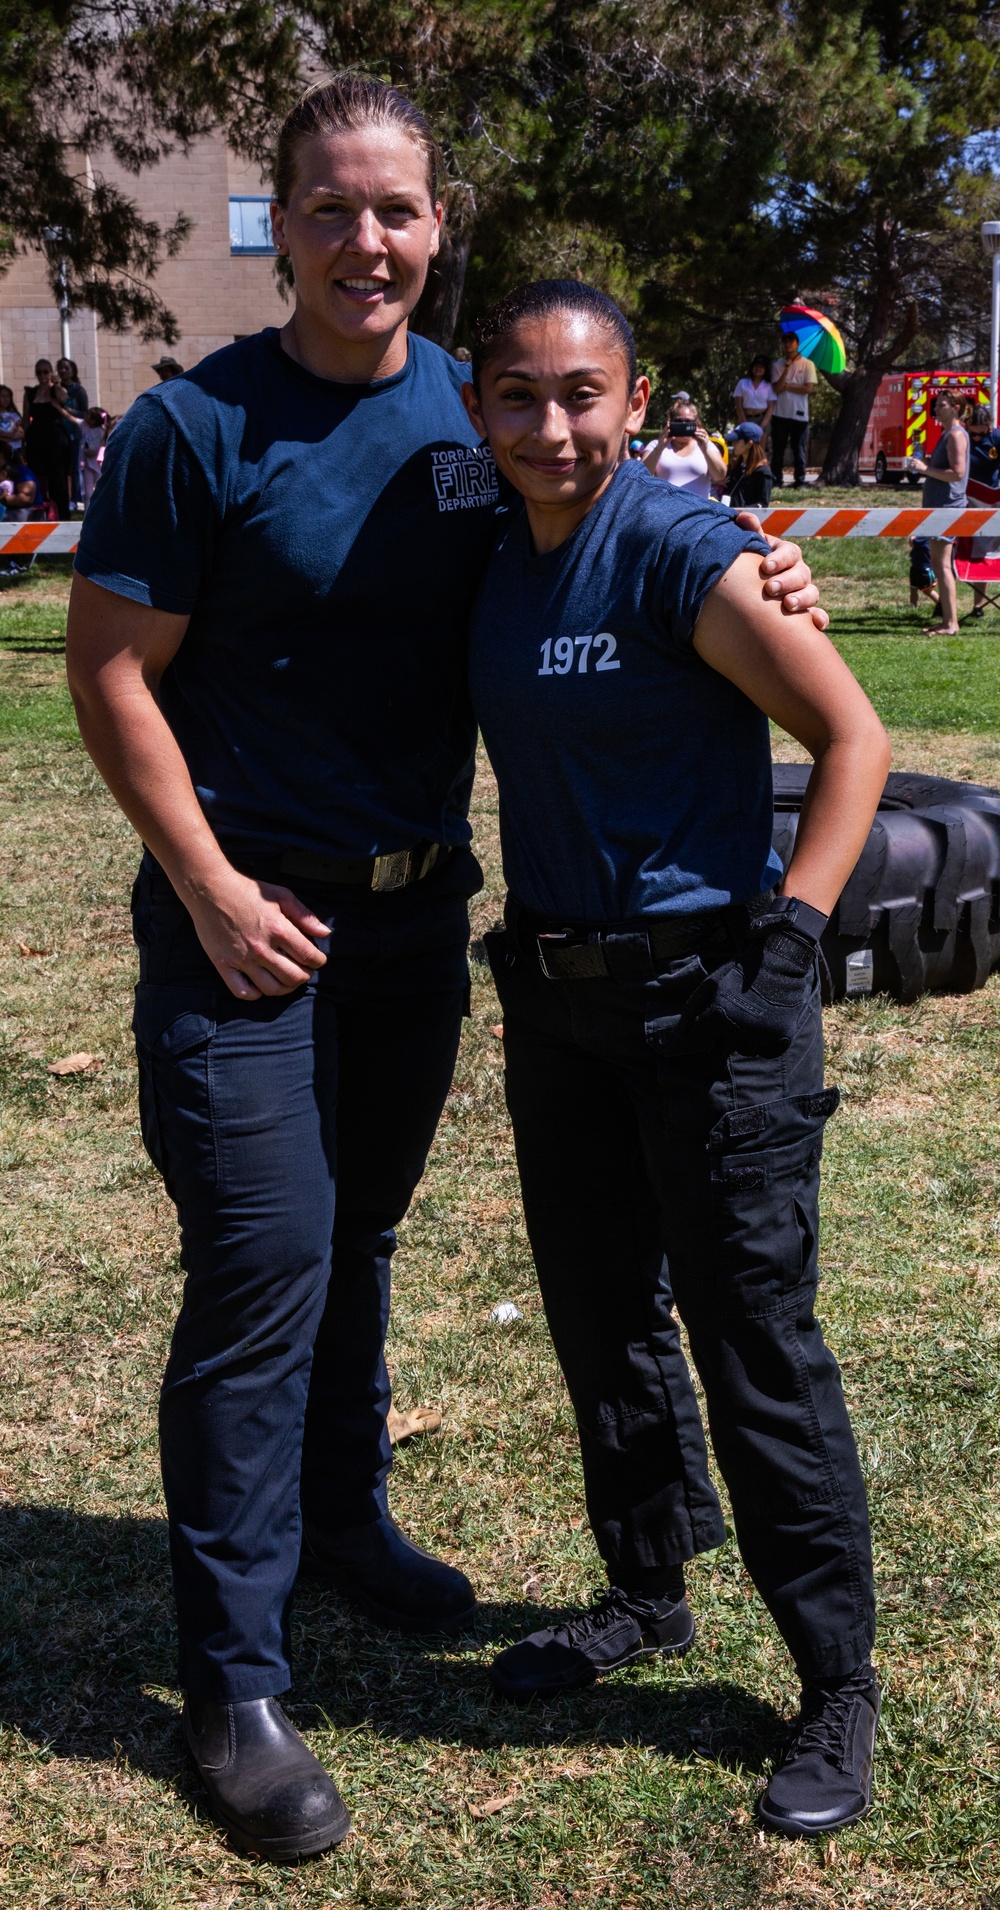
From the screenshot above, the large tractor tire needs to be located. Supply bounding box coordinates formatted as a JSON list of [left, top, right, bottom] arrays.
[[771, 765, 1000, 1002]]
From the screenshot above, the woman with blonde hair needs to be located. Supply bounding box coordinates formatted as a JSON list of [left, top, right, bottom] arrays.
[[642, 393, 727, 497]]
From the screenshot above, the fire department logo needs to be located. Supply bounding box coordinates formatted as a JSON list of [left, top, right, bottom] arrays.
[[431, 446, 499, 511]]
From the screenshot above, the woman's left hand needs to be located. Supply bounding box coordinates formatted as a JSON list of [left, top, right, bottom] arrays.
[[735, 512, 829, 632]]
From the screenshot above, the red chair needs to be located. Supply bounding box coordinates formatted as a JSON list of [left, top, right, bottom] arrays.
[[954, 476, 1000, 624], [953, 537, 1000, 624]]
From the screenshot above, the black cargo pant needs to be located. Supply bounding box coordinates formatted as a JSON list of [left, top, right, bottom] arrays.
[[487, 906, 875, 1682]]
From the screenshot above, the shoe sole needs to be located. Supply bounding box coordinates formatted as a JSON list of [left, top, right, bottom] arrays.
[[757, 1797, 870, 1839], [298, 1553, 478, 1637], [490, 1616, 696, 1702], [208, 1794, 352, 1862]]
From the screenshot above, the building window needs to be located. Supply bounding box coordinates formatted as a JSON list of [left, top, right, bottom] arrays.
[[229, 198, 275, 254]]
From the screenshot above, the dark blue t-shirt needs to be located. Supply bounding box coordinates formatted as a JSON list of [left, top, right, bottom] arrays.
[[76, 329, 501, 857], [468, 459, 782, 921], [971, 427, 1000, 487]]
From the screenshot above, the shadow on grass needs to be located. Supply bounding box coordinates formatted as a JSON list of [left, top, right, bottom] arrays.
[[0, 1505, 785, 1792], [292, 1583, 786, 1776], [0, 641, 67, 654]]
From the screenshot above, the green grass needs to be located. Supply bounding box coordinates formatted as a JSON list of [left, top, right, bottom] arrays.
[[1, 558, 1000, 1907]]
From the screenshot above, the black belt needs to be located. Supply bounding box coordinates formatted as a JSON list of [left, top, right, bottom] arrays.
[[509, 894, 771, 981], [273, 842, 451, 893]]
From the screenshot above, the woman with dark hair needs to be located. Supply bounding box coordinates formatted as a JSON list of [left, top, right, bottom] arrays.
[[66, 79, 822, 1861], [57, 357, 89, 508], [909, 391, 970, 634], [463, 279, 887, 1841], [22, 359, 75, 518], [733, 354, 776, 430]]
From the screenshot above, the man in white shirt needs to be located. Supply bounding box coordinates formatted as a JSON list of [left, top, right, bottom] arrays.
[[770, 332, 818, 487]]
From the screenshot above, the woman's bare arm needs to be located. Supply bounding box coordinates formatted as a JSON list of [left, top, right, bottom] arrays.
[[693, 551, 890, 914], [66, 573, 329, 1000]]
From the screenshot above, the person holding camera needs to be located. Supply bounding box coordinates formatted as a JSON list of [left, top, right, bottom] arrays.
[[642, 396, 727, 499]]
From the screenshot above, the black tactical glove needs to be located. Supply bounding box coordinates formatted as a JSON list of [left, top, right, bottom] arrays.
[[677, 896, 828, 1058]]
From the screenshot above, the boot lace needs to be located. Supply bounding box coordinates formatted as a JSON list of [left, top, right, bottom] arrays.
[[786, 1669, 875, 1768]]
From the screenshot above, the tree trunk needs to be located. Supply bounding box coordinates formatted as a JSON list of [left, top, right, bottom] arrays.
[[819, 298, 919, 486], [411, 226, 472, 351], [818, 366, 887, 485]]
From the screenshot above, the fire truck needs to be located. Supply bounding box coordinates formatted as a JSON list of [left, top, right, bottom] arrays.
[[859, 369, 991, 484]]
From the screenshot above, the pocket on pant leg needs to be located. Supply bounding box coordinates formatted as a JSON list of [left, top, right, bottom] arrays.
[[132, 984, 219, 1199], [706, 1087, 839, 1319]]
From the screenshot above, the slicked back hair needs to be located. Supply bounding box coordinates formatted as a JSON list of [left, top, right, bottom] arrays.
[[472, 280, 638, 392], [274, 75, 442, 206]]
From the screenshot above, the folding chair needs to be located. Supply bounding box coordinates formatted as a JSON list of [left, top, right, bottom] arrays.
[[954, 536, 1000, 625]]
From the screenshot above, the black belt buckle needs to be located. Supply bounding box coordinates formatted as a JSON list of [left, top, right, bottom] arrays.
[[536, 931, 609, 980]]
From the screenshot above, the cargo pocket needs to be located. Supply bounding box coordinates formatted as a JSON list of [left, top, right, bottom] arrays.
[[706, 1086, 839, 1318], [132, 984, 219, 1198]]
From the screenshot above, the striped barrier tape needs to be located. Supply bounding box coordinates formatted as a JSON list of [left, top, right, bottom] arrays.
[[4, 506, 1000, 559], [1, 523, 81, 554], [759, 506, 1000, 538]]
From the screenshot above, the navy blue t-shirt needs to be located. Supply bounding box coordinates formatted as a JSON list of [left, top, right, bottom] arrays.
[[971, 427, 1000, 487], [76, 329, 501, 857], [468, 459, 782, 921]]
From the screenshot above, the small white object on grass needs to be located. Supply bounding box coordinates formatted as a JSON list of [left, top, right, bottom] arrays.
[[491, 1301, 523, 1324]]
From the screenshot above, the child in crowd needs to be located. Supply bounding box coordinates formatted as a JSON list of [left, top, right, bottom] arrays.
[[0, 387, 24, 451], [80, 408, 108, 508], [908, 537, 940, 613]]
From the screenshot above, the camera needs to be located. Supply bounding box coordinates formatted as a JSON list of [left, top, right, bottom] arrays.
[[668, 416, 696, 438]]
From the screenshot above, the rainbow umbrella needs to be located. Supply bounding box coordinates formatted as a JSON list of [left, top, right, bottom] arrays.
[[779, 303, 846, 375]]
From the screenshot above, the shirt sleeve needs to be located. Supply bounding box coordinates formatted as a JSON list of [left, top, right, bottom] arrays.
[[654, 499, 771, 648], [74, 394, 220, 613], [802, 360, 818, 388]]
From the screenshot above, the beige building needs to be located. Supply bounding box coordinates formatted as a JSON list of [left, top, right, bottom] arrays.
[[0, 137, 288, 417]]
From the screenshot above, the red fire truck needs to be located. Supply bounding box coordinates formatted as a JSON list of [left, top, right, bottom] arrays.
[[859, 369, 990, 484]]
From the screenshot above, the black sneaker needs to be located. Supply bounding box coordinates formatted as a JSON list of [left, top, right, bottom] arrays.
[[489, 1586, 694, 1701], [759, 1665, 879, 1838]]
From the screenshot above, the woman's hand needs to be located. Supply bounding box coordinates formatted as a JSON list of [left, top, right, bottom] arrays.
[[734, 514, 829, 631], [184, 868, 329, 1001]]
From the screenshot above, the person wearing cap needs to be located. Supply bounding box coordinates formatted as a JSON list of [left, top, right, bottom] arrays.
[[151, 355, 185, 383], [628, 437, 646, 459], [725, 422, 773, 510]]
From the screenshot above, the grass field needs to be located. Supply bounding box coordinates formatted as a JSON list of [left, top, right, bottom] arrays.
[[2, 547, 1000, 1908]]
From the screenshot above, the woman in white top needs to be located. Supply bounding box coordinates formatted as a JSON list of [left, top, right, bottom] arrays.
[[733, 355, 776, 429], [642, 397, 727, 497]]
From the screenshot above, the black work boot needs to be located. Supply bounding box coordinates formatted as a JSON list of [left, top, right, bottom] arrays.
[[759, 1665, 880, 1838], [183, 1695, 351, 1861], [489, 1585, 695, 1701], [299, 1513, 477, 1635]]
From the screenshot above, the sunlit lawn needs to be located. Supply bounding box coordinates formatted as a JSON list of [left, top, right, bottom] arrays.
[[1, 551, 999, 1907]]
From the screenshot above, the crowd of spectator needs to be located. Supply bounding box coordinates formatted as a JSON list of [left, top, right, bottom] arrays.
[[633, 328, 823, 510], [0, 360, 111, 523]]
